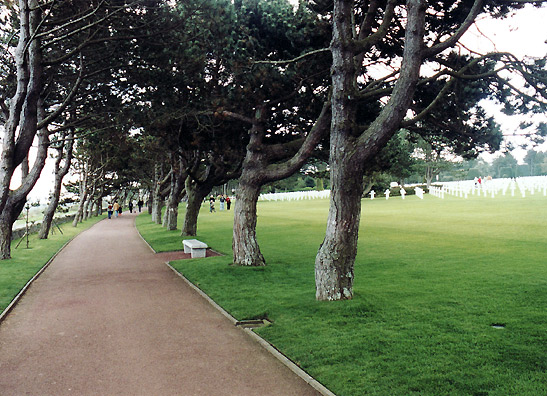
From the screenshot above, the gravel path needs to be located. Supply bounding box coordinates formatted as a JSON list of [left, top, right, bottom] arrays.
[[0, 212, 321, 395]]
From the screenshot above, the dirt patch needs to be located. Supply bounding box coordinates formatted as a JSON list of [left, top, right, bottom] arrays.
[[155, 248, 222, 261]]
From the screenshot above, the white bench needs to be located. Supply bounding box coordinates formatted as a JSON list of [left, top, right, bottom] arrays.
[[183, 239, 208, 258]]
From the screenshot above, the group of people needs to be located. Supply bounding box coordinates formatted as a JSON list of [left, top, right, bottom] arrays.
[[209, 194, 231, 213], [107, 199, 144, 219], [473, 176, 493, 188]]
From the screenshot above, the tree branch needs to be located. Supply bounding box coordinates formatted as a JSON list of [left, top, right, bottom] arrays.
[[253, 48, 330, 65], [422, 0, 484, 59], [352, 0, 397, 55], [38, 55, 84, 129], [262, 100, 331, 182]]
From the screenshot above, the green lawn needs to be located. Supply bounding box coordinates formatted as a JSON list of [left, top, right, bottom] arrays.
[[0, 216, 105, 315], [136, 195, 547, 396]]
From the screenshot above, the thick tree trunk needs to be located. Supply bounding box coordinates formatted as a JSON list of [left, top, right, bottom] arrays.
[[151, 164, 169, 224], [0, 128, 48, 256], [315, 149, 365, 300], [182, 178, 211, 236], [163, 164, 186, 231], [230, 101, 330, 267], [83, 188, 94, 221], [314, 0, 359, 300], [94, 196, 102, 216], [0, 1, 43, 228], [39, 187, 61, 239], [0, 198, 26, 260], [0, 211, 13, 260], [315, 0, 425, 300], [0, 2, 33, 215], [151, 196, 164, 224], [232, 180, 265, 267], [39, 200, 56, 239]]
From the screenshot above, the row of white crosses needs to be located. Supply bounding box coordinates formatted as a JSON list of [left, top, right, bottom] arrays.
[[258, 189, 332, 202], [429, 176, 547, 199], [369, 186, 425, 200]]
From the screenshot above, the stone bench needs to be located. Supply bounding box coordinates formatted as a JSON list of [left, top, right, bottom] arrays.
[[183, 239, 208, 258]]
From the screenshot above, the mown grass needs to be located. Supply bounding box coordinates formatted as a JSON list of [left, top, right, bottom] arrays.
[[136, 195, 547, 396], [0, 216, 106, 314]]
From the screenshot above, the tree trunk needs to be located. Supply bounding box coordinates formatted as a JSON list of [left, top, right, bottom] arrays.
[[39, 197, 57, 239], [182, 177, 211, 236], [83, 187, 94, 221], [152, 196, 164, 224], [0, 198, 26, 260], [151, 163, 169, 224], [72, 188, 88, 227], [0, 126, 49, 256], [315, 148, 365, 300], [362, 180, 374, 197], [314, 0, 425, 300], [161, 203, 169, 226], [232, 178, 265, 267], [163, 161, 186, 231], [230, 101, 330, 267], [314, 0, 360, 300], [39, 133, 73, 239], [0, 210, 14, 260], [94, 196, 102, 216], [0, 0, 43, 240]]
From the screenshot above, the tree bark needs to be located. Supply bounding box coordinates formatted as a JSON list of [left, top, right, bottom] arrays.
[[0, 0, 43, 257], [232, 180, 265, 266], [0, 0, 34, 215], [0, 198, 26, 260], [151, 163, 170, 224], [163, 157, 187, 230], [83, 183, 95, 221], [231, 102, 331, 267], [182, 177, 211, 236], [315, 0, 426, 300], [315, 148, 365, 300], [72, 174, 88, 227], [152, 194, 164, 224]]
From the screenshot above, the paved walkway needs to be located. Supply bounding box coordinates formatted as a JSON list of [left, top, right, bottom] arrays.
[[0, 212, 321, 395]]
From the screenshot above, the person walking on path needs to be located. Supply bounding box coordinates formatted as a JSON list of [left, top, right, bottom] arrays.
[[107, 203, 113, 219], [112, 201, 120, 217], [128, 201, 134, 213], [137, 199, 143, 212], [0, 213, 321, 396]]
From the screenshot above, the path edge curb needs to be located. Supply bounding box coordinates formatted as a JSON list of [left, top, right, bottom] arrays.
[[164, 261, 337, 396], [135, 219, 337, 396], [0, 221, 101, 325]]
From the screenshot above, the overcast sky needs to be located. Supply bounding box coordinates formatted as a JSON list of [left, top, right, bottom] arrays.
[[460, 5, 547, 160]]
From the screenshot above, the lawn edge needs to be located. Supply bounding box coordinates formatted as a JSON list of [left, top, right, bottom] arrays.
[[163, 260, 337, 396], [134, 217, 337, 396], [0, 219, 104, 325]]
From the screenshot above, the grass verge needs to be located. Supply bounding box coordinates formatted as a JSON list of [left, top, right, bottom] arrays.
[[0, 216, 106, 315], [136, 195, 546, 396]]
